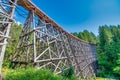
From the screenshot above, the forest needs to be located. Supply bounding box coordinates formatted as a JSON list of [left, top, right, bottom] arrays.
[[2, 23, 120, 80], [72, 25, 120, 79]]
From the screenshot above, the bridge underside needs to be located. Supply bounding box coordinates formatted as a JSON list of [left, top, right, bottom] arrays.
[[0, 0, 98, 79]]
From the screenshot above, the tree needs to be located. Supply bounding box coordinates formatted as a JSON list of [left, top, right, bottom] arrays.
[[3, 23, 22, 67], [98, 25, 120, 79], [72, 30, 98, 44]]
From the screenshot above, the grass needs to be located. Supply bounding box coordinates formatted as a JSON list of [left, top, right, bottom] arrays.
[[2, 67, 117, 80], [96, 77, 117, 80], [96, 77, 108, 80]]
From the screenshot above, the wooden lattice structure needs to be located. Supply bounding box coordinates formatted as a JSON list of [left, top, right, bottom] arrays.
[[0, 0, 97, 79], [0, 0, 17, 73]]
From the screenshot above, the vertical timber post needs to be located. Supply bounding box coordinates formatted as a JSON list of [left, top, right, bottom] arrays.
[[32, 10, 37, 63], [0, 0, 17, 76]]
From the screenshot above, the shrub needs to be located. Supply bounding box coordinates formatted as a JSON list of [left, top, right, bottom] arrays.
[[62, 65, 75, 79], [4, 68, 62, 80], [3, 68, 77, 80]]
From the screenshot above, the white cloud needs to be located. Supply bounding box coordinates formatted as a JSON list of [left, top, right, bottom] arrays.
[[15, 21, 21, 25]]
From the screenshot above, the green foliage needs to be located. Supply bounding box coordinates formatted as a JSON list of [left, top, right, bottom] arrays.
[[97, 25, 120, 79], [3, 68, 77, 80], [72, 30, 98, 44], [62, 65, 75, 79], [4, 23, 22, 67]]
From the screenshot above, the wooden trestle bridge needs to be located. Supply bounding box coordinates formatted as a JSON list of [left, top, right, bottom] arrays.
[[0, 0, 97, 79]]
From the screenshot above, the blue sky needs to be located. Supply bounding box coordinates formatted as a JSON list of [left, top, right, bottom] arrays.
[[16, 0, 120, 35]]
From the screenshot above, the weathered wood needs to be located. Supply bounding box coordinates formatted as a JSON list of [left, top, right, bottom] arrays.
[[12, 9, 97, 80], [0, 0, 98, 79], [0, 0, 17, 74], [0, 74, 4, 80]]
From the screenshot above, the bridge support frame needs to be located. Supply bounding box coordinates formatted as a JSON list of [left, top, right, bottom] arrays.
[[0, 0, 17, 75], [0, 0, 98, 79], [12, 9, 97, 79]]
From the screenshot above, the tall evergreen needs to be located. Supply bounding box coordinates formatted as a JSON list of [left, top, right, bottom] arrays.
[[72, 30, 98, 44], [98, 25, 120, 79]]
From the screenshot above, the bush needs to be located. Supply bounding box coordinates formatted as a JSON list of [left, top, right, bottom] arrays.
[[62, 65, 75, 79], [3, 68, 77, 80], [4, 68, 61, 80]]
